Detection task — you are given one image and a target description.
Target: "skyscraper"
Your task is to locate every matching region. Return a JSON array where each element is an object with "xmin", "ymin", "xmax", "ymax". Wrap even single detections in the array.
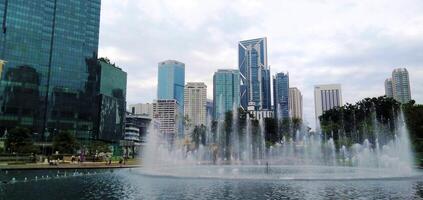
[
  {"xmin": 213, "ymin": 69, "xmax": 240, "ymax": 120},
  {"xmin": 391, "ymin": 68, "xmax": 411, "ymax": 103},
  {"xmin": 273, "ymin": 72, "xmax": 289, "ymax": 119},
  {"xmin": 384, "ymin": 78, "xmax": 393, "ymax": 98},
  {"xmin": 238, "ymin": 37, "xmax": 271, "ymax": 111},
  {"xmin": 157, "ymin": 60, "xmax": 185, "ymax": 137},
  {"xmin": 289, "ymin": 87, "xmax": 303, "ymax": 120},
  {"xmin": 184, "ymin": 82, "xmax": 207, "ymax": 126},
  {"xmin": 314, "ymin": 84, "xmax": 342, "ymax": 125},
  {"xmin": 0, "ymin": 0, "xmax": 101, "ymax": 140}
]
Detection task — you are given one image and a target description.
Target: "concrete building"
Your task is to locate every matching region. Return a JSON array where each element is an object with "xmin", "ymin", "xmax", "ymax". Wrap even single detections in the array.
[
  {"xmin": 392, "ymin": 68, "xmax": 411, "ymax": 103},
  {"xmin": 184, "ymin": 82, "xmax": 207, "ymax": 127},
  {"xmin": 384, "ymin": 78, "xmax": 393, "ymax": 98},
  {"xmin": 153, "ymin": 99, "xmax": 180, "ymax": 141},
  {"xmin": 213, "ymin": 69, "xmax": 240, "ymax": 120},
  {"xmin": 128, "ymin": 103, "xmax": 153, "ymax": 118},
  {"xmin": 289, "ymin": 87, "xmax": 303, "ymax": 120},
  {"xmin": 273, "ymin": 72, "xmax": 289, "ymax": 119},
  {"xmin": 314, "ymin": 84, "xmax": 342, "ymax": 124},
  {"xmin": 239, "ymin": 37, "xmax": 271, "ymax": 111}
]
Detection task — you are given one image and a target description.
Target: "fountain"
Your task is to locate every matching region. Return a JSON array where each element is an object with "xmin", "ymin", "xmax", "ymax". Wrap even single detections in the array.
[{"xmin": 140, "ymin": 108, "xmax": 420, "ymax": 180}]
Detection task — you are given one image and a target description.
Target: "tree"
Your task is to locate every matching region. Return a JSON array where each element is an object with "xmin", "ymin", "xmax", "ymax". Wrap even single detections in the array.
[
  {"xmin": 191, "ymin": 125, "xmax": 207, "ymax": 150},
  {"xmin": 88, "ymin": 141, "xmax": 111, "ymax": 155},
  {"xmin": 5, "ymin": 127, "xmax": 38, "ymax": 154},
  {"xmin": 52, "ymin": 130, "xmax": 77, "ymax": 154}
]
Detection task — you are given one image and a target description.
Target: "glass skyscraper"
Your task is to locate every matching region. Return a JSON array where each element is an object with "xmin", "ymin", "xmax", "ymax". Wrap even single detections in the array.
[
  {"xmin": 213, "ymin": 69, "xmax": 240, "ymax": 120},
  {"xmin": 157, "ymin": 60, "xmax": 185, "ymax": 137},
  {"xmin": 273, "ymin": 72, "xmax": 289, "ymax": 119},
  {"xmin": 238, "ymin": 37, "xmax": 271, "ymax": 111},
  {"xmin": 0, "ymin": 0, "xmax": 102, "ymax": 142}
]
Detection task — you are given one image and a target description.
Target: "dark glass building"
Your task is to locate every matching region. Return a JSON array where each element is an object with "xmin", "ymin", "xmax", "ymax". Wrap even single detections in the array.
[
  {"xmin": 273, "ymin": 72, "xmax": 289, "ymax": 119},
  {"xmin": 0, "ymin": 0, "xmax": 105, "ymax": 143},
  {"xmin": 238, "ymin": 37, "xmax": 271, "ymax": 111}
]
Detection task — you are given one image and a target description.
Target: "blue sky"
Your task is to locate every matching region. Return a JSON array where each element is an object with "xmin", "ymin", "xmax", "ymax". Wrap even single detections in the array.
[{"xmin": 98, "ymin": 0, "xmax": 423, "ymax": 128}]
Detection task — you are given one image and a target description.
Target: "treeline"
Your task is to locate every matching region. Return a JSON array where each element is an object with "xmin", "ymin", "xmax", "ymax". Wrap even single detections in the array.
[{"xmin": 319, "ymin": 96, "xmax": 423, "ymax": 153}]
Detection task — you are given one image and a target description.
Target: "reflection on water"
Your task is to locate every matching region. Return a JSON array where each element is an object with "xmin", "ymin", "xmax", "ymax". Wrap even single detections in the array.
[{"xmin": 1, "ymin": 169, "xmax": 423, "ymax": 200}]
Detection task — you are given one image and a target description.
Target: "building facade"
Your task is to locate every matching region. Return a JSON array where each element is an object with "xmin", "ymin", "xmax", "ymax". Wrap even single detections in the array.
[
  {"xmin": 184, "ymin": 82, "xmax": 207, "ymax": 127},
  {"xmin": 97, "ymin": 60, "xmax": 127, "ymax": 143},
  {"xmin": 206, "ymin": 99, "xmax": 213, "ymax": 120},
  {"xmin": 0, "ymin": 0, "xmax": 101, "ymax": 142},
  {"xmin": 128, "ymin": 103, "xmax": 153, "ymax": 118},
  {"xmin": 273, "ymin": 72, "xmax": 289, "ymax": 119},
  {"xmin": 213, "ymin": 69, "xmax": 240, "ymax": 120},
  {"xmin": 238, "ymin": 38, "xmax": 271, "ymax": 111},
  {"xmin": 153, "ymin": 99, "xmax": 180, "ymax": 142},
  {"xmin": 314, "ymin": 84, "xmax": 342, "ymax": 124},
  {"xmin": 289, "ymin": 87, "xmax": 303, "ymax": 120},
  {"xmin": 157, "ymin": 60, "xmax": 185, "ymax": 137},
  {"xmin": 391, "ymin": 68, "xmax": 411, "ymax": 103},
  {"xmin": 384, "ymin": 78, "xmax": 393, "ymax": 98}
]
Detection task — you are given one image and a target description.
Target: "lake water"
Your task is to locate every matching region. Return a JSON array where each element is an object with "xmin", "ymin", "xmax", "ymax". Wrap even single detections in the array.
[{"xmin": 1, "ymin": 168, "xmax": 423, "ymax": 199}]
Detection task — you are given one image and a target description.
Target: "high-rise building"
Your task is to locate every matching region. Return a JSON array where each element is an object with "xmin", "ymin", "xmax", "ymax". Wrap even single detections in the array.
[
  {"xmin": 238, "ymin": 37, "xmax": 271, "ymax": 111},
  {"xmin": 153, "ymin": 99, "xmax": 180, "ymax": 142},
  {"xmin": 391, "ymin": 68, "xmax": 411, "ymax": 103},
  {"xmin": 97, "ymin": 60, "xmax": 127, "ymax": 142},
  {"xmin": 213, "ymin": 69, "xmax": 240, "ymax": 120},
  {"xmin": 157, "ymin": 60, "xmax": 185, "ymax": 137},
  {"xmin": 0, "ymin": 0, "xmax": 102, "ymax": 141},
  {"xmin": 289, "ymin": 87, "xmax": 303, "ymax": 120},
  {"xmin": 384, "ymin": 78, "xmax": 393, "ymax": 98},
  {"xmin": 273, "ymin": 72, "xmax": 289, "ymax": 119},
  {"xmin": 184, "ymin": 82, "xmax": 207, "ymax": 127},
  {"xmin": 314, "ymin": 84, "xmax": 342, "ymax": 124},
  {"xmin": 128, "ymin": 103, "xmax": 153, "ymax": 118}
]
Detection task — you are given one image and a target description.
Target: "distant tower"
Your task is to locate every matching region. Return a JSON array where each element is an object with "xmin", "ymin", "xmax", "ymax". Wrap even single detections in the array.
[
  {"xmin": 314, "ymin": 84, "xmax": 342, "ymax": 125},
  {"xmin": 184, "ymin": 82, "xmax": 207, "ymax": 126},
  {"xmin": 384, "ymin": 78, "xmax": 393, "ymax": 98},
  {"xmin": 213, "ymin": 69, "xmax": 240, "ymax": 120},
  {"xmin": 238, "ymin": 37, "xmax": 271, "ymax": 111},
  {"xmin": 289, "ymin": 87, "xmax": 303, "ymax": 120},
  {"xmin": 157, "ymin": 60, "xmax": 185, "ymax": 137},
  {"xmin": 391, "ymin": 68, "xmax": 411, "ymax": 103},
  {"xmin": 273, "ymin": 72, "xmax": 289, "ymax": 119}
]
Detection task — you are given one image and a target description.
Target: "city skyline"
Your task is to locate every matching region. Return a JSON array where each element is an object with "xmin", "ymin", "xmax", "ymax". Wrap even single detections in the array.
[{"xmin": 99, "ymin": 0, "xmax": 423, "ymax": 129}]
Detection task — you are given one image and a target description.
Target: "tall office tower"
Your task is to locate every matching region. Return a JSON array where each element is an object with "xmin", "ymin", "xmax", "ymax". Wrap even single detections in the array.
[
  {"xmin": 184, "ymin": 82, "xmax": 207, "ymax": 126},
  {"xmin": 153, "ymin": 99, "xmax": 180, "ymax": 142},
  {"xmin": 157, "ymin": 60, "xmax": 185, "ymax": 137},
  {"xmin": 391, "ymin": 68, "xmax": 411, "ymax": 103},
  {"xmin": 0, "ymin": 0, "xmax": 102, "ymax": 140},
  {"xmin": 128, "ymin": 103, "xmax": 154, "ymax": 118},
  {"xmin": 384, "ymin": 78, "xmax": 393, "ymax": 98},
  {"xmin": 238, "ymin": 37, "xmax": 271, "ymax": 111},
  {"xmin": 314, "ymin": 84, "xmax": 343, "ymax": 124},
  {"xmin": 213, "ymin": 69, "xmax": 240, "ymax": 120},
  {"xmin": 289, "ymin": 87, "xmax": 303, "ymax": 120},
  {"xmin": 273, "ymin": 72, "xmax": 289, "ymax": 119}
]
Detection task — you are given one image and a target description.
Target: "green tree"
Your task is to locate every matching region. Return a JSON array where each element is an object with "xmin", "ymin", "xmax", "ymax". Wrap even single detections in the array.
[
  {"xmin": 88, "ymin": 141, "xmax": 111, "ymax": 155},
  {"xmin": 52, "ymin": 130, "xmax": 77, "ymax": 154},
  {"xmin": 5, "ymin": 127, "xmax": 38, "ymax": 153},
  {"xmin": 191, "ymin": 125, "xmax": 207, "ymax": 150}
]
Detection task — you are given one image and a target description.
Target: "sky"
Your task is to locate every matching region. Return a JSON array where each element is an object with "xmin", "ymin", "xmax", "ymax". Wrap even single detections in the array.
[{"xmin": 98, "ymin": 0, "xmax": 423, "ymax": 129}]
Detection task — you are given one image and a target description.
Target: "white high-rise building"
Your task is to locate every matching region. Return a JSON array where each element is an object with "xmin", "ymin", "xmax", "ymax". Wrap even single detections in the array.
[
  {"xmin": 384, "ymin": 78, "xmax": 393, "ymax": 98},
  {"xmin": 289, "ymin": 87, "xmax": 303, "ymax": 120},
  {"xmin": 314, "ymin": 84, "xmax": 342, "ymax": 124},
  {"xmin": 128, "ymin": 103, "xmax": 153, "ymax": 118},
  {"xmin": 392, "ymin": 68, "xmax": 411, "ymax": 103},
  {"xmin": 184, "ymin": 82, "xmax": 207, "ymax": 127},
  {"xmin": 153, "ymin": 99, "xmax": 180, "ymax": 139}
]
